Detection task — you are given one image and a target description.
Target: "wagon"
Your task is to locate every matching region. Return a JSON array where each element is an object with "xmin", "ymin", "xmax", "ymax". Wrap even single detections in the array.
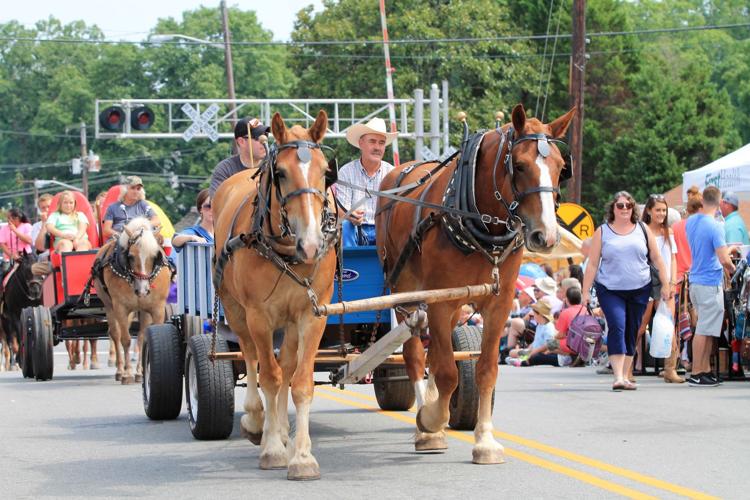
[
  {"xmin": 142, "ymin": 242, "xmax": 493, "ymax": 439},
  {"xmin": 21, "ymin": 188, "xmax": 170, "ymax": 381}
]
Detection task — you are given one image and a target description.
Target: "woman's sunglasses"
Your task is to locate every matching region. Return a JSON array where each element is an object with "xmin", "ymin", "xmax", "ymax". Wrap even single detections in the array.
[{"xmin": 615, "ymin": 202, "xmax": 633, "ymax": 210}]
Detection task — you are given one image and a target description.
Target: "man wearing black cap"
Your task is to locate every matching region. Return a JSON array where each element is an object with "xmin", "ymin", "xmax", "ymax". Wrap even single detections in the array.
[{"xmin": 209, "ymin": 117, "xmax": 270, "ymax": 197}]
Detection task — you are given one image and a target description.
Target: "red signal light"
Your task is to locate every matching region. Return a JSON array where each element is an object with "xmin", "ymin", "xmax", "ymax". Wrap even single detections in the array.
[{"xmin": 99, "ymin": 106, "xmax": 125, "ymax": 132}]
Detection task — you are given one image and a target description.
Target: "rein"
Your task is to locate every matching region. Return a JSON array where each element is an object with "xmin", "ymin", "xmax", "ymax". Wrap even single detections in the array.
[{"xmin": 213, "ymin": 139, "xmax": 338, "ymax": 303}]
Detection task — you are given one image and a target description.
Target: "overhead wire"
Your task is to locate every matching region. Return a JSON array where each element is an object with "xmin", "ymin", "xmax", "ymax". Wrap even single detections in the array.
[
  {"xmin": 534, "ymin": 0, "xmax": 557, "ymax": 118},
  {"xmin": 540, "ymin": 0, "xmax": 566, "ymax": 122}
]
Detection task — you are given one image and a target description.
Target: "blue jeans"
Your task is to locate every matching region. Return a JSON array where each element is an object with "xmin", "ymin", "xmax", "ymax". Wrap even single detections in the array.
[
  {"xmin": 594, "ymin": 282, "xmax": 651, "ymax": 356},
  {"xmin": 342, "ymin": 220, "xmax": 376, "ymax": 247}
]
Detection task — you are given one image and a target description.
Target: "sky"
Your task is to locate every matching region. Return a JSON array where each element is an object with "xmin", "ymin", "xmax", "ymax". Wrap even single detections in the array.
[{"xmin": 0, "ymin": 0, "xmax": 324, "ymax": 41}]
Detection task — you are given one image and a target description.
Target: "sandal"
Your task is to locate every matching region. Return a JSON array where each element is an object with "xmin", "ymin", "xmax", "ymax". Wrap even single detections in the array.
[
  {"xmin": 612, "ymin": 382, "xmax": 625, "ymax": 392},
  {"xmin": 623, "ymin": 381, "xmax": 637, "ymax": 390}
]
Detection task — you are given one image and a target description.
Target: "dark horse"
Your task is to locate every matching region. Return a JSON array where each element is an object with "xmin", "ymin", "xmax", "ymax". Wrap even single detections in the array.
[
  {"xmin": 376, "ymin": 104, "xmax": 575, "ymax": 463},
  {"xmin": 1, "ymin": 251, "xmax": 42, "ymax": 370}
]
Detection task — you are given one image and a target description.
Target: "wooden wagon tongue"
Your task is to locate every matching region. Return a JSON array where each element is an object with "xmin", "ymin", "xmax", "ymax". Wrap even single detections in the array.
[
  {"xmin": 212, "ymin": 283, "xmax": 493, "ymax": 384},
  {"xmin": 313, "ymin": 283, "xmax": 495, "ymax": 317}
]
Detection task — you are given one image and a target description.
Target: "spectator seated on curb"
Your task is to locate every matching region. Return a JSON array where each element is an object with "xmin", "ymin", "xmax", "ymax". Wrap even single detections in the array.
[
  {"xmin": 506, "ymin": 301, "xmax": 570, "ymax": 366},
  {"xmin": 502, "ymin": 286, "xmax": 536, "ymax": 357},
  {"xmin": 535, "ymin": 276, "xmax": 563, "ymax": 316},
  {"xmin": 555, "ymin": 286, "xmax": 586, "ymax": 366}
]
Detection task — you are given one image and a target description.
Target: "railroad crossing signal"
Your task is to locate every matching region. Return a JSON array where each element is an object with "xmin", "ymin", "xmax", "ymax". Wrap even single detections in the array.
[
  {"xmin": 556, "ymin": 202, "xmax": 595, "ymax": 239},
  {"xmin": 181, "ymin": 103, "xmax": 220, "ymax": 142}
]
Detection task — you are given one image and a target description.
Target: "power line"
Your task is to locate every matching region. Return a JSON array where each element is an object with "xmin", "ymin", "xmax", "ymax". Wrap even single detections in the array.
[{"xmin": 0, "ymin": 22, "xmax": 748, "ymax": 47}]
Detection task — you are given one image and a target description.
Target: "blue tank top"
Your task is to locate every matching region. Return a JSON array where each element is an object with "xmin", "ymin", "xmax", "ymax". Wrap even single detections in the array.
[{"xmin": 595, "ymin": 223, "xmax": 650, "ymax": 290}]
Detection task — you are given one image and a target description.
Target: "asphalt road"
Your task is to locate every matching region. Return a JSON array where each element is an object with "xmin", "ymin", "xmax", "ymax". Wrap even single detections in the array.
[{"xmin": 0, "ymin": 344, "xmax": 746, "ymax": 499}]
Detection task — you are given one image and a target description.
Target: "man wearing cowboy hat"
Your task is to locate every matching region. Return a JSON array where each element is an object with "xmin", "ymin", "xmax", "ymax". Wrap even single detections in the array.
[
  {"xmin": 102, "ymin": 176, "xmax": 161, "ymax": 240},
  {"xmin": 209, "ymin": 117, "xmax": 270, "ymax": 198},
  {"xmin": 336, "ymin": 117, "xmax": 398, "ymax": 247}
]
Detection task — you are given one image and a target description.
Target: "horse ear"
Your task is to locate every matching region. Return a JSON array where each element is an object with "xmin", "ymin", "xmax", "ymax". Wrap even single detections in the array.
[
  {"xmin": 271, "ymin": 112, "xmax": 287, "ymax": 145},
  {"xmin": 309, "ymin": 109, "xmax": 328, "ymax": 144},
  {"xmin": 511, "ymin": 104, "xmax": 526, "ymax": 137},
  {"xmin": 548, "ymin": 107, "xmax": 576, "ymax": 139}
]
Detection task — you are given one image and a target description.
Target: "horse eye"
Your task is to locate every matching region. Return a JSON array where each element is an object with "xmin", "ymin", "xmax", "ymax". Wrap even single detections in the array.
[
  {"xmin": 276, "ymin": 170, "xmax": 286, "ymax": 180},
  {"xmin": 515, "ymin": 163, "xmax": 526, "ymax": 173}
]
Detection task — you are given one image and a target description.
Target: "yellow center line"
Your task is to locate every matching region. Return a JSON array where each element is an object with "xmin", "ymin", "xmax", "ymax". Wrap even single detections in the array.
[
  {"xmin": 317, "ymin": 386, "xmax": 717, "ymax": 500},
  {"xmin": 316, "ymin": 389, "xmax": 654, "ymax": 500}
]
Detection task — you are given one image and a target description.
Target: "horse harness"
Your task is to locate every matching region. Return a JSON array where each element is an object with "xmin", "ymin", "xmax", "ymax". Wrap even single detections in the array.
[
  {"xmin": 381, "ymin": 127, "xmax": 572, "ymax": 289},
  {"xmin": 212, "ymin": 140, "xmax": 339, "ymax": 310},
  {"xmin": 84, "ymin": 229, "xmax": 175, "ymax": 305}
]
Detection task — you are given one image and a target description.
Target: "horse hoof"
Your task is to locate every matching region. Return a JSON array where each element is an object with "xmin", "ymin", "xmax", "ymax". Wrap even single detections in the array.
[
  {"xmin": 259, "ymin": 452, "xmax": 288, "ymax": 470},
  {"xmin": 415, "ymin": 407, "xmax": 441, "ymax": 433},
  {"xmin": 415, "ymin": 433, "xmax": 448, "ymax": 453},
  {"xmin": 472, "ymin": 444, "xmax": 506, "ymax": 465},
  {"xmin": 287, "ymin": 461, "xmax": 320, "ymax": 481},
  {"xmin": 134, "ymin": 374, "xmax": 143, "ymax": 383},
  {"xmin": 240, "ymin": 426, "xmax": 263, "ymax": 445},
  {"xmin": 121, "ymin": 376, "xmax": 135, "ymax": 385},
  {"xmin": 115, "ymin": 373, "xmax": 122, "ymax": 381}
]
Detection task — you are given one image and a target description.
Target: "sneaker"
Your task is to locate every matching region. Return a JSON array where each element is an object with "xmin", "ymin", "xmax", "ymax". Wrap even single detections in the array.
[
  {"xmin": 687, "ymin": 373, "xmax": 719, "ymax": 387},
  {"xmin": 506, "ymin": 357, "xmax": 523, "ymax": 367},
  {"xmin": 596, "ymin": 365, "xmax": 613, "ymax": 375},
  {"xmin": 558, "ymin": 354, "xmax": 573, "ymax": 367},
  {"xmin": 705, "ymin": 373, "xmax": 723, "ymax": 385}
]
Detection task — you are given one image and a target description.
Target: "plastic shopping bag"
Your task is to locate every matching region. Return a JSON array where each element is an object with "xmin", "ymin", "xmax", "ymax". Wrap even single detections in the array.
[{"xmin": 649, "ymin": 301, "xmax": 674, "ymax": 358}]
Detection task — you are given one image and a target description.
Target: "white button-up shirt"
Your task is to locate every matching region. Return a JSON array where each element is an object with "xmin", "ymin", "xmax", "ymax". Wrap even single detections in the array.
[{"xmin": 335, "ymin": 159, "xmax": 394, "ymax": 225}]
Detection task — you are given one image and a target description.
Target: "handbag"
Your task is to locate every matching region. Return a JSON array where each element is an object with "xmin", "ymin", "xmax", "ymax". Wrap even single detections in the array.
[
  {"xmin": 638, "ymin": 222, "xmax": 661, "ymax": 296},
  {"xmin": 677, "ymin": 279, "xmax": 693, "ymax": 341},
  {"xmin": 566, "ymin": 305, "xmax": 604, "ymax": 362}
]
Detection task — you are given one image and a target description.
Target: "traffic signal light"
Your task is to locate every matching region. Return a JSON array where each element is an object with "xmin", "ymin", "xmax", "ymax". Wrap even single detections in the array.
[
  {"xmin": 131, "ymin": 106, "xmax": 155, "ymax": 130},
  {"xmin": 98, "ymin": 105, "xmax": 154, "ymax": 132},
  {"xmin": 99, "ymin": 106, "xmax": 124, "ymax": 131}
]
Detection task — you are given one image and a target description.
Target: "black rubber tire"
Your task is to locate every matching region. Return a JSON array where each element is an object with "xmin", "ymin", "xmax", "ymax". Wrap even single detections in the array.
[
  {"xmin": 449, "ymin": 325, "xmax": 494, "ymax": 430},
  {"xmin": 373, "ymin": 366, "xmax": 416, "ymax": 411},
  {"xmin": 185, "ymin": 334, "xmax": 235, "ymax": 440},
  {"xmin": 142, "ymin": 323, "xmax": 183, "ymax": 420},
  {"xmin": 31, "ymin": 307, "xmax": 54, "ymax": 381},
  {"xmin": 20, "ymin": 307, "xmax": 35, "ymax": 379}
]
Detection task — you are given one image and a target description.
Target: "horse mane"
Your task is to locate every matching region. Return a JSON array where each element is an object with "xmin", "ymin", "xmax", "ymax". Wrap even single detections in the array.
[{"xmin": 118, "ymin": 217, "xmax": 160, "ymax": 256}]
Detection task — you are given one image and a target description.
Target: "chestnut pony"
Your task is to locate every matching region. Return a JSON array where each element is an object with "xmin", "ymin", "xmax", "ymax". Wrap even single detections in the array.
[
  {"xmin": 212, "ymin": 110, "xmax": 336, "ymax": 480},
  {"xmin": 376, "ymin": 104, "xmax": 575, "ymax": 463},
  {"xmin": 93, "ymin": 217, "xmax": 172, "ymax": 384}
]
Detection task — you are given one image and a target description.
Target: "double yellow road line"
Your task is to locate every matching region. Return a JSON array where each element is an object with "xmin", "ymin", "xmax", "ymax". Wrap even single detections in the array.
[{"xmin": 316, "ymin": 386, "xmax": 717, "ymax": 500}]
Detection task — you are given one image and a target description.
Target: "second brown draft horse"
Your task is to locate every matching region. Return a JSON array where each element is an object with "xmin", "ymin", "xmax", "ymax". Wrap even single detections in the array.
[{"xmin": 376, "ymin": 104, "xmax": 575, "ymax": 464}]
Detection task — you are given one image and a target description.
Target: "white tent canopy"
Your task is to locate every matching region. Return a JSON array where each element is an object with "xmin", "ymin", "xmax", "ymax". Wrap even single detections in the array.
[{"xmin": 682, "ymin": 143, "xmax": 750, "ymax": 201}]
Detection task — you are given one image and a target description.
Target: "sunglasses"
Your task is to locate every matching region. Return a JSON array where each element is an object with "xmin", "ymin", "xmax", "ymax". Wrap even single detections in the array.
[
  {"xmin": 201, "ymin": 203, "xmax": 212, "ymax": 209},
  {"xmin": 615, "ymin": 202, "xmax": 633, "ymax": 210},
  {"xmin": 649, "ymin": 194, "xmax": 666, "ymax": 201}
]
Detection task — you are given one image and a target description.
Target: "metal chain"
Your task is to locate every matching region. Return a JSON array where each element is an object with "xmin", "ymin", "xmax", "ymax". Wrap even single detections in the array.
[{"xmin": 209, "ymin": 291, "xmax": 219, "ymax": 364}]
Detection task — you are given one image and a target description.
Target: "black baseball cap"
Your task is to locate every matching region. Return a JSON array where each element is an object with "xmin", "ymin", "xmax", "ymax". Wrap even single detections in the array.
[{"xmin": 234, "ymin": 117, "xmax": 270, "ymax": 140}]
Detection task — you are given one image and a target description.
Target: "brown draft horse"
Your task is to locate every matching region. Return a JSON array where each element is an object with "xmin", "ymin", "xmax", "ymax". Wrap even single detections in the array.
[
  {"xmin": 213, "ymin": 110, "xmax": 335, "ymax": 480},
  {"xmin": 376, "ymin": 104, "xmax": 575, "ymax": 463},
  {"xmin": 93, "ymin": 217, "xmax": 172, "ymax": 384}
]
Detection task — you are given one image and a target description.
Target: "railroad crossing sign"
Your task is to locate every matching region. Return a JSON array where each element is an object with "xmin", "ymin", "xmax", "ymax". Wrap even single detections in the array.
[
  {"xmin": 181, "ymin": 103, "xmax": 220, "ymax": 142},
  {"xmin": 557, "ymin": 202, "xmax": 595, "ymax": 239}
]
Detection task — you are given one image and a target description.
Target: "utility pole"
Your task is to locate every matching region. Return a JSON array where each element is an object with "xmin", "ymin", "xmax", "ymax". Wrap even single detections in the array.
[
  {"xmin": 378, "ymin": 0, "xmax": 400, "ymax": 167},
  {"xmin": 569, "ymin": 0, "xmax": 586, "ymax": 204},
  {"xmin": 220, "ymin": 1, "xmax": 237, "ymax": 125},
  {"xmin": 80, "ymin": 122, "xmax": 89, "ymax": 199}
]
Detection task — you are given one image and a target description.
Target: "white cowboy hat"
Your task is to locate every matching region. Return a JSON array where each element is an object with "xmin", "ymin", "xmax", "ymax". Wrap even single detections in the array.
[
  {"xmin": 345, "ymin": 117, "xmax": 398, "ymax": 148},
  {"xmin": 534, "ymin": 276, "xmax": 558, "ymax": 296}
]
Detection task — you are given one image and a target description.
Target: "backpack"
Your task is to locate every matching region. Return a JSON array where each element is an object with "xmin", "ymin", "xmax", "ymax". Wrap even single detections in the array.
[{"xmin": 567, "ymin": 305, "xmax": 604, "ymax": 362}]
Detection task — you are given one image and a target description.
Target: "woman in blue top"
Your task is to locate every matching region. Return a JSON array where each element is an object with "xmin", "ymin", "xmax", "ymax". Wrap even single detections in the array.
[
  {"xmin": 173, "ymin": 189, "xmax": 214, "ymax": 252},
  {"xmin": 582, "ymin": 191, "xmax": 670, "ymax": 391}
]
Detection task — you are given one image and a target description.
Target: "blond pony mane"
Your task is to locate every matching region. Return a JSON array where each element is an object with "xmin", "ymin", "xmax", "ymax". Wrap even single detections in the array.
[{"xmin": 118, "ymin": 217, "xmax": 160, "ymax": 256}]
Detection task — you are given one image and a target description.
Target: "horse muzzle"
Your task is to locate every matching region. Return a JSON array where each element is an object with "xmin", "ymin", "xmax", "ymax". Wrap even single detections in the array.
[{"xmin": 525, "ymin": 226, "xmax": 560, "ymax": 253}]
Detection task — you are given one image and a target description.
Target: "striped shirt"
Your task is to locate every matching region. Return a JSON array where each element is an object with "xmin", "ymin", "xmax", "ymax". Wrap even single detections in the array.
[{"xmin": 335, "ymin": 159, "xmax": 394, "ymax": 225}]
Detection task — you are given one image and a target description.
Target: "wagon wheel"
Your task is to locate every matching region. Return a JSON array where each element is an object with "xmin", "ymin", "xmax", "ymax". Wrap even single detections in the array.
[
  {"xmin": 31, "ymin": 306, "xmax": 54, "ymax": 381},
  {"xmin": 185, "ymin": 333, "xmax": 235, "ymax": 440},
  {"xmin": 142, "ymin": 323, "xmax": 183, "ymax": 420},
  {"xmin": 20, "ymin": 307, "xmax": 35, "ymax": 379},
  {"xmin": 373, "ymin": 366, "xmax": 416, "ymax": 411},
  {"xmin": 449, "ymin": 325, "xmax": 494, "ymax": 430}
]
